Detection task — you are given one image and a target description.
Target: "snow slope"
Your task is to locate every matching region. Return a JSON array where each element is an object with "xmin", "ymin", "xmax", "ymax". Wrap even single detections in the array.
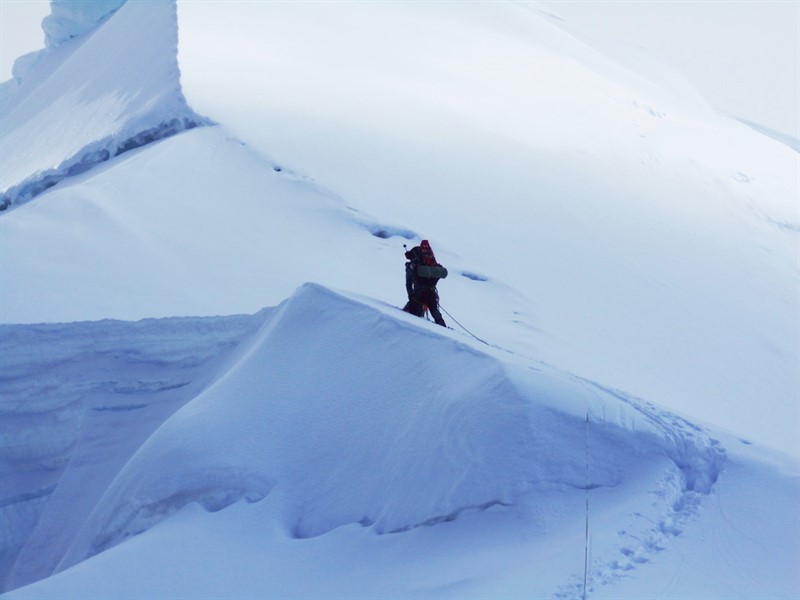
[
  {"xmin": 0, "ymin": 124, "xmax": 454, "ymax": 323},
  {"xmin": 0, "ymin": 0, "xmax": 798, "ymax": 597},
  {"xmin": 3, "ymin": 0, "xmax": 796, "ymax": 454},
  {"xmin": 2, "ymin": 284, "xmax": 797, "ymax": 598},
  {"xmin": 0, "ymin": 0, "xmax": 206, "ymax": 209},
  {"xmin": 177, "ymin": 0, "xmax": 798, "ymax": 458}
]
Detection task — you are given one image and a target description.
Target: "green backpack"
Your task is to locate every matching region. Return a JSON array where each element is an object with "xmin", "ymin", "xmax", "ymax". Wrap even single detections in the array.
[{"xmin": 416, "ymin": 264, "xmax": 448, "ymax": 280}]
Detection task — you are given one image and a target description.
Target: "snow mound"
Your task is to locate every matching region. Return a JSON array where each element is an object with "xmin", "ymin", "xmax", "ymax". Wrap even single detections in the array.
[
  {"xmin": 56, "ymin": 284, "xmax": 725, "ymax": 574},
  {"xmin": 0, "ymin": 0, "xmax": 207, "ymax": 210}
]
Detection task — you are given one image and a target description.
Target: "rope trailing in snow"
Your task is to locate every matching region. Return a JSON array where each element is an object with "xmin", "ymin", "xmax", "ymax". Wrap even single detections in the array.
[
  {"xmin": 438, "ymin": 304, "xmax": 490, "ymax": 346},
  {"xmin": 583, "ymin": 411, "xmax": 591, "ymax": 600}
]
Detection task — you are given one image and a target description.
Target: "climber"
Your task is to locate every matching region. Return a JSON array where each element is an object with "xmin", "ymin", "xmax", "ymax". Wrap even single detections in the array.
[{"xmin": 402, "ymin": 240, "xmax": 448, "ymax": 327}]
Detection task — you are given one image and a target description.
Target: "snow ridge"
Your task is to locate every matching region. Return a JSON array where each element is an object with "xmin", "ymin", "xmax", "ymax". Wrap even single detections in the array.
[
  {"xmin": 0, "ymin": 117, "xmax": 205, "ymax": 210},
  {"xmin": 733, "ymin": 116, "xmax": 800, "ymax": 153},
  {"xmin": 47, "ymin": 285, "xmax": 725, "ymax": 589},
  {"xmin": 0, "ymin": 0, "xmax": 209, "ymax": 211}
]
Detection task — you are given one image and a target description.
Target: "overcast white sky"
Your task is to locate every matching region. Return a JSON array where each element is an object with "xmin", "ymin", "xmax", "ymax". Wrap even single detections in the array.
[
  {"xmin": 540, "ymin": 0, "xmax": 799, "ymax": 138},
  {"xmin": 1, "ymin": 0, "xmax": 798, "ymax": 137},
  {"xmin": 0, "ymin": 0, "xmax": 48, "ymax": 78}
]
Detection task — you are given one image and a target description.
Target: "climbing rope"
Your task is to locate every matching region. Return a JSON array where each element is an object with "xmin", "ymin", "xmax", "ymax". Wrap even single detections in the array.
[
  {"xmin": 438, "ymin": 304, "xmax": 490, "ymax": 346},
  {"xmin": 583, "ymin": 411, "xmax": 591, "ymax": 600}
]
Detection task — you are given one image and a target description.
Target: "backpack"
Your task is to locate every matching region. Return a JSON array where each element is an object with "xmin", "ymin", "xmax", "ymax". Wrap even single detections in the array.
[
  {"xmin": 416, "ymin": 240, "xmax": 447, "ymax": 280},
  {"xmin": 417, "ymin": 264, "xmax": 448, "ymax": 279},
  {"xmin": 419, "ymin": 240, "xmax": 438, "ymax": 266}
]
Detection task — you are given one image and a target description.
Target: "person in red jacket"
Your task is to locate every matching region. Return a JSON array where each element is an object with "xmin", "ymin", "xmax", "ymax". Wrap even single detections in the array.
[{"xmin": 402, "ymin": 240, "xmax": 447, "ymax": 327}]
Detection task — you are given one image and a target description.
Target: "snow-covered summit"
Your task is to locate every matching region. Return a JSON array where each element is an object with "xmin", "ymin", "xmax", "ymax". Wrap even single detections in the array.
[{"xmin": 0, "ymin": 0, "xmax": 206, "ymax": 210}]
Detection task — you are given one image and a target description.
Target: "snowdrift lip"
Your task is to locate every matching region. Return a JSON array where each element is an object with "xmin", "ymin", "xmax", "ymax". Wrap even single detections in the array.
[
  {"xmin": 0, "ymin": 118, "xmax": 209, "ymax": 212},
  {"xmin": 84, "ymin": 475, "xmax": 274, "ymax": 561},
  {"xmin": 50, "ymin": 283, "xmax": 725, "ymax": 573}
]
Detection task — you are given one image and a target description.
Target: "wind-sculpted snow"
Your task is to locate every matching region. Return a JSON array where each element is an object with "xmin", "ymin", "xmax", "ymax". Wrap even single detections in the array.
[
  {"xmin": 42, "ymin": 1, "xmax": 127, "ymax": 49},
  {"xmin": 2, "ymin": 1, "xmax": 124, "ymax": 95},
  {"xmin": 0, "ymin": 313, "xmax": 267, "ymax": 592},
  {"xmin": 0, "ymin": 0, "xmax": 207, "ymax": 210},
  {"xmin": 52, "ymin": 284, "xmax": 725, "ymax": 582},
  {"xmin": 0, "ymin": 0, "xmax": 794, "ymax": 595}
]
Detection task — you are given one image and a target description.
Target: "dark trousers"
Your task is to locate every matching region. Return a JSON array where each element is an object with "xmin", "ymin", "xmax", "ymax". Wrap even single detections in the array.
[{"xmin": 403, "ymin": 286, "xmax": 446, "ymax": 327}]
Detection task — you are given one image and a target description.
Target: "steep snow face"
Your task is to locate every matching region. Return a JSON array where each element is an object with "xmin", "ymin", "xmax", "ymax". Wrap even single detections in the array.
[
  {"xmin": 0, "ymin": 312, "xmax": 267, "ymax": 591},
  {"xmin": 0, "ymin": 0, "xmax": 205, "ymax": 210}
]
